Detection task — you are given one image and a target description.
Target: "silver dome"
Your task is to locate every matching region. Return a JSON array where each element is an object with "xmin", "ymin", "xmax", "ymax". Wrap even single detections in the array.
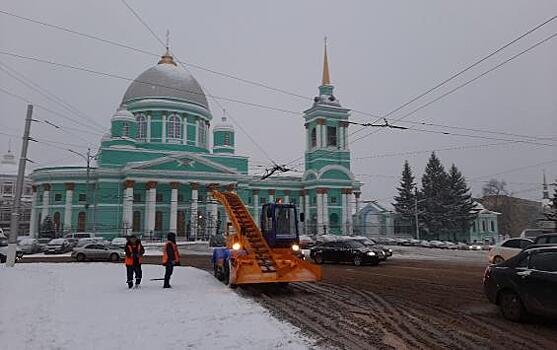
[{"xmin": 122, "ymin": 62, "xmax": 209, "ymax": 109}]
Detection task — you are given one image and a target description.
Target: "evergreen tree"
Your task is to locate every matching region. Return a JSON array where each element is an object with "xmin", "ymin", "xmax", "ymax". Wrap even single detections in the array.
[
  {"xmin": 392, "ymin": 160, "xmax": 417, "ymax": 236},
  {"xmin": 446, "ymin": 164, "xmax": 478, "ymax": 241},
  {"xmin": 419, "ymin": 152, "xmax": 449, "ymax": 239}
]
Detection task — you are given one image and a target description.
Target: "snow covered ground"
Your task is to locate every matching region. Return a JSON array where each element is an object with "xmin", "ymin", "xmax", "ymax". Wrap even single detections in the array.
[
  {"xmin": 0, "ymin": 264, "xmax": 313, "ymax": 349},
  {"xmin": 390, "ymin": 245, "xmax": 488, "ymax": 263}
]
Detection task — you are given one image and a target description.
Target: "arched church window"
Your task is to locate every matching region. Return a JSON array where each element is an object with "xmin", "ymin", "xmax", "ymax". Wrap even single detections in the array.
[
  {"xmin": 311, "ymin": 128, "xmax": 317, "ymax": 147},
  {"xmin": 167, "ymin": 114, "xmax": 182, "ymax": 141},
  {"xmin": 136, "ymin": 114, "xmax": 147, "ymax": 140},
  {"xmin": 122, "ymin": 122, "xmax": 130, "ymax": 137}
]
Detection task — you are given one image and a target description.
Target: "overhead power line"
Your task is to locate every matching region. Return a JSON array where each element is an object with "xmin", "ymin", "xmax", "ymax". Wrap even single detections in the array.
[{"xmin": 351, "ymin": 30, "xmax": 557, "ymax": 146}]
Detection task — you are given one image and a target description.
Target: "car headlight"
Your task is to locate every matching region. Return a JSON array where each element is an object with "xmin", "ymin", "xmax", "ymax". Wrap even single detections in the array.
[
  {"xmin": 469, "ymin": 246, "xmax": 473, "ymax": 249},
  {"xmin": 387, "ymin": 249, "xmax": 392, "ymax": 253},
  {"xmin": 367, "ymin": 251, "xmax": 376, "ymax": 256},
  {"xmin": 291, "ymin": 244, "xmax": 300, "ymax": 252},
  {"xmin": 232, "ymin": 242, "xmax": 241, "ymax": 250}
]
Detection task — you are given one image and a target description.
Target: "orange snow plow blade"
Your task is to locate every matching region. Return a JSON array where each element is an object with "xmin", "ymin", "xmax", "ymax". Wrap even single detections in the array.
[{"xmin": 212, "ymin": 191, "xmax": 321, "ymax": 285}]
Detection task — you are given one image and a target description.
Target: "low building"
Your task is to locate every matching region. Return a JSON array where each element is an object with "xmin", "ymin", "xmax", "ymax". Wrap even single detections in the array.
[
  {"xmin": 0, "ymin": 148, "xmax": 33, "ymax": 234},
  {"xmin": 466, "ymin": 202, "xmax": 500, "ymax": 244}
]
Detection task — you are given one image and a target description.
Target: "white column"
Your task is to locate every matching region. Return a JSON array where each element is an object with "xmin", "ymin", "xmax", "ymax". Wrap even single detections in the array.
[
  {"xmin": 145, "ymin": 182, "xmax": 156, "ymax": 236},
  {"xmin": 41, "ymin": 185, "xmax": 50, "ymax": 222},
  {"xmin": 169, "ymin": 184, "xmax": 178, "ymax": 233},
  {"xmin": 182, "ymin": 117, "xmax": 187, "ymax": 144},
  {"xmin": 339, "ymin": 126, "xmax": 345, "ymax": 149},
  {"xmin": 29, "ymin": 187, "xmax": 38, "ymax": 237},
  {"xmin": 209, "ymin": 200, "xmax": 218, "ymax": 236},
  {"xmin": 122, "ymin": 184, "xmax": 133, "ymax": 234},
  {"xmin": 346, "ymin": 192, "xmax": 353, "ymax": 235},
  {"xmin": 161, "ymin": 115, "xmax": 167, "ymax": 143},
  {"xmin": 253, "ymin": 191, "xmax": 259, "ymax": 228},
  {"xmin": 63, "ymin": 184, "xmax": 74, "ymax": 231},
  {"xmin": 323, "ymin": 191, "xmax": 329, "ymax": 234},
  {"xmin": 147, "ymin": 115, "xmax": 152, "ymax": 142},
  {"xmin": 341, "ymin": 192, "xmax": 348, "ymax": 235},
  {"xmin": 316, "ymin": 191, "xmax": 323, "ymax": 235},
  {"xmin": 298, "ymin": 193, "xmax": 304, "ymax": 234},
  {"xmin": 190, "ymin": 183, "xmax": 198, "ymax": 240},
  {"xmin": 196, "ymin": 120, "xmax": 201, "ymax": 147},
  {"xmin": 316, "ymin": 124, "xmax": 322, "ymax": 149},
  {"xmin": 322, "ymin": 123, "xmax": 327, "ymax": 148},
  {"xmin": 304, "ymin": 192, "xmax": 310, "ymax": 234},
  {"xmin": 284, "ymin": 193, "xmax": 290, "ymax": 204},
  {"xmin": 354, "ymin": 192, "xmax": 361, "ymax": 235}
]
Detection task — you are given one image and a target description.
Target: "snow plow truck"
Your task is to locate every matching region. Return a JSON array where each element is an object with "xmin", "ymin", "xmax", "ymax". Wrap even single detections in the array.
[{"xmin": 211, "ymin": 191, "xmax": 321, "ymax": 287}]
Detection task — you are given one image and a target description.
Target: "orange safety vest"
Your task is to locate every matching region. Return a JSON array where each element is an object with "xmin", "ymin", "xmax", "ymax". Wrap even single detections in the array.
[
  {"xmin": 162, "ymin": 241, "xmax": 180, "ymax": 265},
  {"xmin": 124, "ymin": 243, "xmax": 143, "ymax": 266}
]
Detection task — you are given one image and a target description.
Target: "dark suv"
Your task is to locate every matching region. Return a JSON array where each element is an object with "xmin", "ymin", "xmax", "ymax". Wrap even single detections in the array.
[
  {"xmin": 483, "ymin": 246, "xmax": 557, "ymax": 321},
  {"xmin": 532, "ymin": 233, "xmax": 557, "ymax": 245}
]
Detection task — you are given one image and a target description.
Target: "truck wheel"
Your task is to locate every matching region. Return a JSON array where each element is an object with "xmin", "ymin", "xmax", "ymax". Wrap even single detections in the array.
[{"xmin": 499, "ymin": 290, "xmax": 525, "ymax": 322}]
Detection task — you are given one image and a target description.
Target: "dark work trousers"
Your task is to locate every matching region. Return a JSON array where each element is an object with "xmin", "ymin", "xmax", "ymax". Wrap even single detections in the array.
[
  {"xmin": 164, "ymin": 263, "xmax": 174, "ymax": 287},
  {"xmin": 127, "ymin": 264, "xmax": 143, "ymax": 285}
]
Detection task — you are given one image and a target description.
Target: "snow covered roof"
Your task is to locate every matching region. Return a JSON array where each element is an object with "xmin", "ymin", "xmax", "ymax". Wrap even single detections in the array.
[{"xmin": 473, "ymin": 201, "xmax": 501, "ymax": 215}]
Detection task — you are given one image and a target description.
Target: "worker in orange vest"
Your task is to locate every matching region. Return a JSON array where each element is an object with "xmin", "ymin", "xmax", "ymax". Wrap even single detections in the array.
[
  {"xmin": 162, "ymin": 232, "xmax": 180, "ymax": 288},
  {"xmin": 124, "ymin": 235, "xmax": 145, "ymax": 289}
]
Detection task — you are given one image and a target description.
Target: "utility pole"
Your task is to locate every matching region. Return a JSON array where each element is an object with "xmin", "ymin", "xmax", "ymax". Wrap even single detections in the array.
[
  {"xmin": 414, "ymin": 188, "xmax": 420, "ymax": 240},
  {"xmin": 6, "ymin": 105, "xmax": 33, "ymax": 267}
]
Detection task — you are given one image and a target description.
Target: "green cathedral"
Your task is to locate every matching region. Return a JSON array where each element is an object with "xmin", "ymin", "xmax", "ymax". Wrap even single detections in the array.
[{"xmin": 30, "ymin": 45, "xmax": 362, "ymax": 239}]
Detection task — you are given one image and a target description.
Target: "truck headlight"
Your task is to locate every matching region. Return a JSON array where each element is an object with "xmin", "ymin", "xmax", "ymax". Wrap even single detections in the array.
[
  {"xmin": 367, "ymin": 251, "xmax": 376, "ymax": 256},
  {"xmin": 291, "ymin": 244, "xmax": 300, "ymax": 252},
  {"xmin": 232, "ymin": 242, "xmax": 241, "ymax": 250}
]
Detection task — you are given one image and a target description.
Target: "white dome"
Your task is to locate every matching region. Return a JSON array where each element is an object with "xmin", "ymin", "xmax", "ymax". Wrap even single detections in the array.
[{"xmin": 122, "ymin": 56, "xmax": 209, "ymax": 110}]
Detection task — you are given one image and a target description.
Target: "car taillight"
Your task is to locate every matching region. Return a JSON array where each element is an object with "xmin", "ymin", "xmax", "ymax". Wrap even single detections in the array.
[{"xmin": 483, "ymin": 266, "xmax": 492, "ymax": 284}]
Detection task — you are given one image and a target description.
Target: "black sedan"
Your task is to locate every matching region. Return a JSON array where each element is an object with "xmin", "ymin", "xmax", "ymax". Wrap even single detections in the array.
[
  {"xmin": 310, "ymin": 240, "xmax": 385, "ymax": 266},
  {"xmin": 483, "ymin": 246, "xmax": 557, "ymax": 321},
  {"xmin": 354, "ymin": 238, "xmax": 393, "ymax": 260}
]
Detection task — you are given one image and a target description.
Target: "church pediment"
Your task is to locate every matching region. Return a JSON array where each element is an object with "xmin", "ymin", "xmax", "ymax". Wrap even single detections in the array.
[{"xmin": 123, "ymin": 153, "xmax": 240, "ymax": 174}]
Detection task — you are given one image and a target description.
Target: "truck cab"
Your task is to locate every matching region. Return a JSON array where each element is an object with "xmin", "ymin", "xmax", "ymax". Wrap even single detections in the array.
[{"xmin": 260, "ymin": 203, "xmax": 300, "ymax": 248}]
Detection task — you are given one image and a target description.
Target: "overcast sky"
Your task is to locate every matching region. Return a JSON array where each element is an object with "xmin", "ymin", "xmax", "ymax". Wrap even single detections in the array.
[{"xmin": 1, "ymin": 0, "xmax": 556, "ymax": 205}]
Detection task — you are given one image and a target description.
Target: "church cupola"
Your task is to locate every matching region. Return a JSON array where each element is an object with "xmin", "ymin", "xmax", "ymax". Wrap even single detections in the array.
[
  {"xmin": 212, "ymin": 115, "xmax": 235, "ymax": 154},
  {"xmin": 110, "ymin": 105, "xmax": 136, "ymax": 144}
]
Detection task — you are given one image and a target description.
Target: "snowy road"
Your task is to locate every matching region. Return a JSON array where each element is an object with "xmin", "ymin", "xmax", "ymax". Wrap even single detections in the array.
[{"xmin": 0, "ymin": 264, "xmax": 312, "ymax": 350}]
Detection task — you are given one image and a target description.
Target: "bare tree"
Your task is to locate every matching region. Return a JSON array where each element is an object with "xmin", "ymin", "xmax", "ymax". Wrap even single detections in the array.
[{"xmin": 482, "ymin": 179, "xmax": 508, "ymax": 196}]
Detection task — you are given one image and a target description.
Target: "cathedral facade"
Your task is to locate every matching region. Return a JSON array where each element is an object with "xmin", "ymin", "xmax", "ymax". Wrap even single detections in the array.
[{"xmin": 30, "ymin": 47, "xmax": 362, "ymax": 239}]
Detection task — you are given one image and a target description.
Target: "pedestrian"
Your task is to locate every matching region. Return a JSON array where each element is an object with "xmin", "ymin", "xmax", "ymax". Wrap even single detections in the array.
[
  {"xmin": 162, "ymin": 232, "xmax": 180, "ymax": 288},
  {"xmin": 124, "ymin": 235, "xmax": 145, "ymax": 289}
]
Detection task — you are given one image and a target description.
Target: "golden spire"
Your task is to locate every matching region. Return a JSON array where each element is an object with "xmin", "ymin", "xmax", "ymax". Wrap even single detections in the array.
[
  {"xmin": 321, "ymin": 36, "xmax": 331, "ymax": 86},
  {"xmin": 158, "ymin": 30, "xmax": 177, "ymax": 66}
]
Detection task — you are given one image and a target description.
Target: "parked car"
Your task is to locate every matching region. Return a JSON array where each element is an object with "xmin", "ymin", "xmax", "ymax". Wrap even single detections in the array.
[
  {"xmin": 353, "ymin": 238, "xmax": 393, "ymax": 260},
  {"xmin": 64, "ymin": 232, "xmax": 96, "ymax": 240},
  {"xmin": 520, "ymin": 229, "xmax": 552, "ymax": 240},
  {"xmin": 72, "ymin": 243, "xmax": 125, "ymax": 262},
  {"xmin": 483, "ymin": 246, "xmax": 557, "ymax": 321},
  {"xmin": 469, "ymin": 243, "xmax": 484, "ymax": 251},
  {"xmin": 488, "ymin": 238, "xmax": 533, "ymax": 264},
  {"xmin": 0, "ymin": 237, "xmax": 24, "ymax": 262},
  {"xmin": 37, "ymin": 238, "xmax": 52, "ymax": 252},
  {"xmin": 18, "ymin": 238, "xmax": 42, "ymax": 255},
  {"xmin": 429, "ymin": 240, "xmax": 447, "ymax": 249},
  {"xmin": 445, "ymin": 241, "xmax": 458, "ymax": 250},
  {"xmin": 44, "ymin": 239, "xmax": 72, "ymax": 254},
  {"xmin": 76, "ymin": 237, "xmax": 107, "ymax": 247},
  {"xmin": 110, "ymin": 237, "xmax": 128, "ymax": 249},
  {"xmin": 310, "ymin": 240, "xmax": 385, "ymax": 266},
  {"xmin": 408, "ymin": 239, "xmax": 421, "ymax": 246},
  {"xmin": 455, "ymin": 242, "xmax": 469, "ymax": 250},
  {"xmin": 532, "ymin": 233, "xmax": 557, "ymax": 245},
  {"xmin": 419, "ymin": 240, "xmax": 431, "ymax": 248}
]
